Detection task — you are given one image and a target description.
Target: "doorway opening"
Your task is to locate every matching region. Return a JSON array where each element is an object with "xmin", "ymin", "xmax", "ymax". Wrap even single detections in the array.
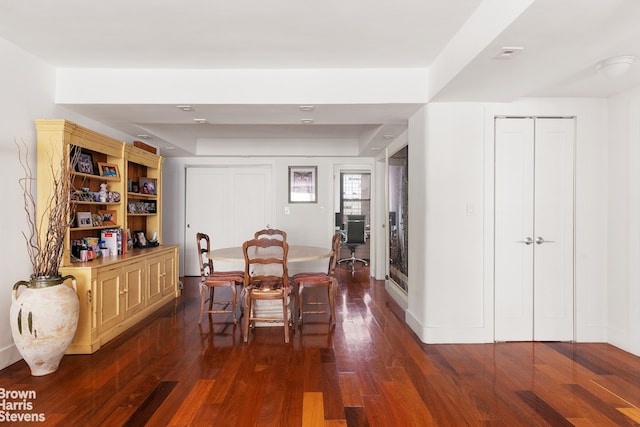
[{"xmin": 338, "ymin": 172, "xmax": 371, "ymax": 262}]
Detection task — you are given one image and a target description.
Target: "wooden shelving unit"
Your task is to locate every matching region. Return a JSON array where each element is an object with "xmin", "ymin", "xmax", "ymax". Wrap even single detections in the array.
[{"xmin": 35, "ymin": 119, "xmax": 179, "ymax": 354}]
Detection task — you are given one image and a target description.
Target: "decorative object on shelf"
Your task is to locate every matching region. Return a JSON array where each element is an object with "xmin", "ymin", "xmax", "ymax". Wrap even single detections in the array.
[
  {"xmin": 97, "ymin": 162, "xmax": 119, "ymax": 178},
  {"xmin": 76, "ymin": 212, "xmax": 92, "ymax": 228},
  {"xmin": 145, "ymin": 201, "xmax": 157, "ymax": 213},
  {"xmin": 134, "ymin": 230, "xmax": 148, "ymax": 248},
  {"xmin": 98, "ymin": 183, "xmax": 108, "ymax": 202},
  {"xmin": 99, "ymin": 209, "xmax": 117, "ymax": 226},
  {"xmin": 107, "ymin": 191, "xmax": 121, "ymax": 203},
  {"xmin": 74, "ymin": 151, "xmax": 94, "ymax": 175},
  {"xmin": 139, "ymin": 177, "xmax": 156, "ymax": 195},
  {"xmin": 11, "ymin": 140, "xmax": 80, "ymax": 376},
  {"xmin": 91, "ymin": 213, "xmax": 103, "ymax": 227}
]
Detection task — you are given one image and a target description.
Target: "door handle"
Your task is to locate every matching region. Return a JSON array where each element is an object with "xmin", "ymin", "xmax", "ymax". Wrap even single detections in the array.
[
  {"xmin": 517, "ymin": 237, "xmax": 534, "ymax": 245},
  {"xmin": 535, "ymin": 236, "xmax": 555, "ymax": 245}
]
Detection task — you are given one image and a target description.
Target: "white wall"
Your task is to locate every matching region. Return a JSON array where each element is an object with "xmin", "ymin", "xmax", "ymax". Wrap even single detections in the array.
[
  {"xmin": 163, "ymin": 155, "xmax": 374, "ymax": 278},
  {"xmin": 0, "ymin": 39, "xmax": 146, "ymax": 371},
  {"xmin": 0, "ymin": 38, "xmax": 57, "ymax": 369},
  {"xmin": 406, "ymin": 98, "xmax": 610, "ymax": 345},
  {"xmin": 607, "ymin": 87, "xmax": 640, "ymax": 355}
]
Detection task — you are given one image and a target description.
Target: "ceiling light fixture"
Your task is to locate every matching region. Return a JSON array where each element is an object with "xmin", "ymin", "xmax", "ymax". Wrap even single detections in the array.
[
  {"xmin": 383, "ymin": 134, "xmax": 394, "ymax": 140},
  {"xmin": 176, "ymin": 105, "xmax": 193, "ymax": 111},
  {"xmin": 596, "ymin": 55, "xmax": 635, "ymax": 77},
  {"xmin": 136, "ymin": 134, "xmax": 152, "ymax": 139},
  {"xmin": 299, "ymin": 105, "xmax": 315, "ymax": 112},
  {"xmin": 193, "ymin": 118, "xmax": 207, "ymax": 124},
  {"xmin": 301, "ymin": 118, "xmax": 314, "ymax": 124},
  {"xmin": 493, "ymin": 46, "xmax": 524, "ymax": 60}
]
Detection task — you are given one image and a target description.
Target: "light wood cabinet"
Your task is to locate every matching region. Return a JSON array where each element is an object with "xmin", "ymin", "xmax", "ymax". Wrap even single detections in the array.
[
  {"xmin": 97, "ymin": 264, "xmax": 124, "ymax": 334},
  {"xmin": 60, "ymin": 246, "xmax": 179, "ymax": 354},
  {"xmin": 35, "ymin": 119, "xmax": 180, "ymax": 354},
  {"xmin": 123, "ymin": 260, "xmax": 145, "ymax": 316}
]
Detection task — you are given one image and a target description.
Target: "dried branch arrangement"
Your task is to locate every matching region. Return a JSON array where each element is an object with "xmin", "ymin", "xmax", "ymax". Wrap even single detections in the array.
[{"xmin": 17, "ymin": 140, "xmax": 78, "ymax": 277}]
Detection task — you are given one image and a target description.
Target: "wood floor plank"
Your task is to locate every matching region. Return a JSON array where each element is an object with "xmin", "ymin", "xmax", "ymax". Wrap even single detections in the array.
[
  {"xmin": 302, "ymin": 392, "xmax": 325, "ymax": 427},
  {"xmin": 338, "ymin": 373, "xmax": 363, "ymax": 407},
  {"xmin": 168, "ymin": 379, "xmax": 215, "ymax": 426}
]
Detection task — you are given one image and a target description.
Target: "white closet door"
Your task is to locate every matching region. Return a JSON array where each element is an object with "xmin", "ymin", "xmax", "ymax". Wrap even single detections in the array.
[
  {"xmin": 184, "ymin": 166, "xmax": 272, "ymax": 276},
  {"xmin": 533, "ymin": 118, "xmax": 575, "ymax": 341},
  {"xmin": 494, "ymin": 118, "xmax": 535, "ymax": 341},
  {"xmin": 494, "ymin": 117, "xmax": 574, "ymax": 342}
]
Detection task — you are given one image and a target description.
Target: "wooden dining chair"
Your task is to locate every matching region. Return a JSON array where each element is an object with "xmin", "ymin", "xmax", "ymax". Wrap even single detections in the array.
[
  {"xmin": 196, "ymin": 232, "xmax": 244, "ymax": 325},
  {"xmin": 292, "ymin": 232, "xmax": 341, "ymax": 327},
  {"xmin": 242, "ymin": 237, "xmax": 292, "ymax": 343},
  {"xmin": 254, "ymin": 228, "xmax": 287, "ymax": 241}
]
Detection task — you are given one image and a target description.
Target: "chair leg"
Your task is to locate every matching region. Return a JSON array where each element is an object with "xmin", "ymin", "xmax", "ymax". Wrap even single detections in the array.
[
  {"xmin": 283, "ymin": 295, "xmax": 289, "ymax": 344},
  {"xmin": 231, "ymin": 283, "xmax": 237, "ymax": 324},
  {"xmin": 243, "ymin": 294, "xmax": 252, "ymax": 343},
  {"xmin": 328, "ymin": 279, "xmax": 336, "ymax": 327},
  {"xmin": 199, "ymin": 284, "xmax": 208, "ymax": 325},
  {"xmin": 297, "ymin": 283, "xmax": 304, "ymax": 324}
]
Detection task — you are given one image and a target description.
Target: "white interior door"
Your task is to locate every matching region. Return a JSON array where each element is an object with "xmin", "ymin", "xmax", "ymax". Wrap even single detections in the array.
[
  {"xmin": 184, "ymin": 165, "xmax": 272, "ymax": 276},
  {"xmin": 532, "ymin": 118, "xmax": 575, "ymax": 341},
  {"xmin": 494, "ymin": 117, "xmax": 574, "ymax": 341},
  {"xmin": 495, "ymin": 118, "xmax": 535, "ymax": 340}
]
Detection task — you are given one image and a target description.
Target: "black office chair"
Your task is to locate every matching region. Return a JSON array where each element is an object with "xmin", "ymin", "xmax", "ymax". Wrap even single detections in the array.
[{"xmin": 338, "ymin": 215, "xmax": 368, "ymax": 270}]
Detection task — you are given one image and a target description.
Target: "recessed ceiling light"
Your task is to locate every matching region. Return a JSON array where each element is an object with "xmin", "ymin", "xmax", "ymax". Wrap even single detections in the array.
[
  {"xmin": 193, "ymin": 118, "xmax": 207, "ymax": 124},
  {"xmin": 493, "ymin": 46, "xmax": 524, "ymax": 59},
  {"xmin": 176, "ymin": 105, "xmax": 193, "ymax": 111},
  {"xmin": 136, "ymin": 134, "xmax": 152, "ymax": 139},
  {"xmin": 383, "ymin": 134, "xmax": 394, "ymax": 140},
  {"xmin": 299, "ymin": 105, "xmax": 315, "ymax": 112},
  {"xmin": 301, "ymin": 118, "xmax": 314, "ymax": 124},
  {"xmin": 164, "ymin": 146, "xmax": 175, "ymax": 150}
]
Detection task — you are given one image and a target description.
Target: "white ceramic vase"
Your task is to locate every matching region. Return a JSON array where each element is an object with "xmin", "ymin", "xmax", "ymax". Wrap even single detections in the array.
[{"xmin": 10, "ymin": 275, "xmax": 79, "ymax": 376}]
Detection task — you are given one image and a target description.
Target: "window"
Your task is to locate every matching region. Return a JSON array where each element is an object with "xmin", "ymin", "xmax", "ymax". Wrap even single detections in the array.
[{"xmin": 340, "ymin": 173, "xmax": 371, "ymax": 226}]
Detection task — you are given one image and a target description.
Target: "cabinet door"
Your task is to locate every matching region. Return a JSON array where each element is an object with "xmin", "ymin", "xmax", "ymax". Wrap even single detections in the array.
[
  {"xmin": 162, "ymin": 253, "xmax": 176, "ymax": 296},
  {"xmin": 97, "ymin": 265, "xmax": 123, "ymax": 332},
  {"xmin": 147, "ymin": 257, "xmax": 163, "ymax": 306},
  {"xmin": 123, "ymin": 262, "xmax": 145, "ymax": 315}
]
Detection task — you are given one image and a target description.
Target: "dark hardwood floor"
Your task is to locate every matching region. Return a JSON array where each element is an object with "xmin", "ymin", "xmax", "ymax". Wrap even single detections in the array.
[{"xmin": 2, "ymin": 263, "xmax": 640, "ymax": 426}]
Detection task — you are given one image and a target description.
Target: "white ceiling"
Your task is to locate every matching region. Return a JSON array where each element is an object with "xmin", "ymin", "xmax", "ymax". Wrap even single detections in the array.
[{"xmin": 2, "ymin": 0, "xmax": 640, "ymax": 156}]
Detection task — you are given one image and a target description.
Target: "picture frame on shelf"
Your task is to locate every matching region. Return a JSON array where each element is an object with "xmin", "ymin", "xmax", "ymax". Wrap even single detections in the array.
[
  {"xmin": 139, "ymin": 177, "xmax": 156, "ymax": 195},
  {"xmin": 91, "ymin": 213, "xmax": 103, "ymax": 227},
  {"xmin": 126, "ymin": 229, "xmax": 134, "ymax": 249},
  {"xmin": 134, "ymin": 230, "xmax": 148, "ymax": 248},
  {"xmin": 75, "ymin": 152, "xmax": 95, "ymax": 175},
  {"xmin": 288, "ymin": 166, "xmax": 317, "ymax": 203},
  {"xmin": 76, "ymin": 212, "xmax": 92, "ymax": 228},
  {"xmin": 98, "ymin": 162, "xmax": 119, "ymax": 178},
  {"xmin": 145, "ymin": 201, "xmax": 157, "ymax": 213},
  {"xmin": 99, "ymin": 209, "xmax": 117, "ymax": 226}
]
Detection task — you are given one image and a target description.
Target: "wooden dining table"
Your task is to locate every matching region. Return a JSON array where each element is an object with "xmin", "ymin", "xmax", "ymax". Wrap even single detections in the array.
[{"xmin": 209, "ymin": 245, "xmax": 333, "ymax": 263}]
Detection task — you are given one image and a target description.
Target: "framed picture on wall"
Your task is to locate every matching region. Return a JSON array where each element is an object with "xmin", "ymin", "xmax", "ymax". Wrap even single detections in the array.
[{"xmin": 288, "ymin": 166, "xmax": 317, "ymax": 203}]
